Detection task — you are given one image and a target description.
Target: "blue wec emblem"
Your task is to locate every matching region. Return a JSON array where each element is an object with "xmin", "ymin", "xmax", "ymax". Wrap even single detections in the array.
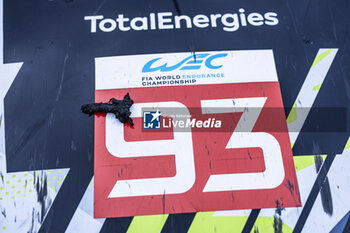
[{"xmin": 142, "ymin": 53, "xmax": 227, "ymax": 72}]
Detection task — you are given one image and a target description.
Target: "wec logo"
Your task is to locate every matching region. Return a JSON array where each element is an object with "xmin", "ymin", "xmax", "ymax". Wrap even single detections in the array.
[{"xmin": 142, "ymin": 53, "xmax": 227, "ymax": 72}]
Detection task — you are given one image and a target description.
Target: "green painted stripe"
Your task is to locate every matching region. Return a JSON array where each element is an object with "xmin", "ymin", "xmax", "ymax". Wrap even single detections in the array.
[
  {"xmin": 187, "ymin": 212, "xmax": 293, "ymax": 233},
  {"xmin": 344, "ymin": 137, "xmax": 350, "ymax": 150},
  {"xmin": 188, "ymin": 212, "xmax": 246, "ymax": 233},
  {"xmin": 311, "ymin": 49, "xmax": 332, "ymax": 68},
  {"xmin": 294, "ymin": 155, "xmax": 327, "ymax": 172},
  {"xmin": 252, "ymin": 216, "xmax": 293, "ymax": 233},
  {"xmin": 312, "ymin": 83, "xmax": 322, "ymax": 91},
  {"xmin": 127, "ymin": 214, "xmax": 169, "ymax": 233},
  {"xmin": 286, "ymin": 102, "xmax": 297, "ymax": 124}
]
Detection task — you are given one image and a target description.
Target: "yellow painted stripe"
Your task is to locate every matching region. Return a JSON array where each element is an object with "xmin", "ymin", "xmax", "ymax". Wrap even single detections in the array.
[
  {"xmin": 293, "ymin": 155, "xmax": 327, "ymax": 172},
  {"xmin": 187, "ymin": 212, "xmax": 293, "ymax": 233},
  {"xmin": 127, "ymin": 214, "xmax": 169, "ymax": 233},
  {"xmin": 188, "ymin": 212, "xmax": 246, "ymax": 233},
  {"xmin": 344, "ymin": 137, "xmax": 350, "ymax": 150},
  {"xmin": 311, "ymin": 49, "xmax": 332, "ymax": 68},
  {"xmin": 286, "ymin": 102, "xmax": 297, "ymax": 124},
  {"xmin": 252, "ymin": 216, "xmax": 293, "ymax": 233},
  {"xmin": 312, "ymin": 83, "xmax": 322, "ymax": 91}
]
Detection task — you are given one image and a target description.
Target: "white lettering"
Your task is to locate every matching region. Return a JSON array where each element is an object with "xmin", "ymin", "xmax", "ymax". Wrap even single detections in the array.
[
  {"xmin": 158, "ymin": 12, "xmax": 174, "ymax": 29},
  {"xmin": 116, "ymin": 14, "xmax": 130, "ymax": 31},
  {"xmin": 247, "ymin": 13, "xmax": 264, "ymax": 26},
  {"xmin": 193, "ymin": 14, "xmax": 209, "ymax": 28},
  {"xmin": 99, "ymin": 18, "xmax": 117, "ymax": 32},
  {"xmin": 130, "ymin": 17, "xmax": 148, "ymax": 31},
  {"xmin": 84, "ymin": 15, "xmax": 104, "ymax": 33}
]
